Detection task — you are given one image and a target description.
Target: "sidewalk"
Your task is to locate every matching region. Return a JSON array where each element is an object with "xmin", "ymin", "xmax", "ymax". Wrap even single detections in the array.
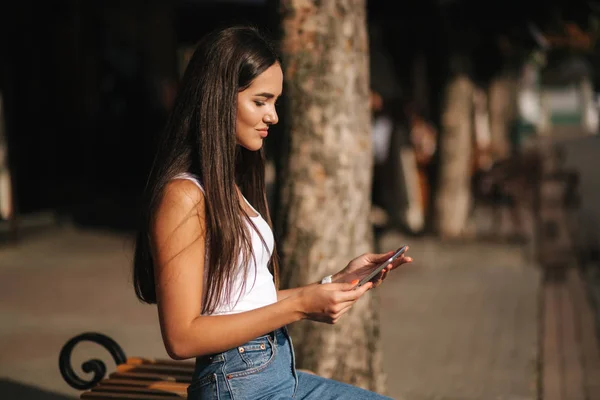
[
  {"xmin": 377, "ymin": 231, "xmax": 540, "ymax": 400},
  {"xmin": 0, "ymin": 224, "xmax": 541, "ymax": 399}
]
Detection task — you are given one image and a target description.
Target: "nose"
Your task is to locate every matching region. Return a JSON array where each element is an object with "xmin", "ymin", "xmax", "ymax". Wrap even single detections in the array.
[{"xmin": 264, "ymin": 108, "xmax": 278, "ymax": 125}]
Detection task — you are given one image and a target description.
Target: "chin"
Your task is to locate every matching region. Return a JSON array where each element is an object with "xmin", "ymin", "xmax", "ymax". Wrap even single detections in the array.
[{"xmin": 239, "ymin": 140, "xmax": 263, "ymax": 152}]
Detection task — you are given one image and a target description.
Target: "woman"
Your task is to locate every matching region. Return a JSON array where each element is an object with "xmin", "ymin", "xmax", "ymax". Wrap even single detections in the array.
[{"xmin": 133, "ymin": 25, "xmax": 412, "ymax": 399}]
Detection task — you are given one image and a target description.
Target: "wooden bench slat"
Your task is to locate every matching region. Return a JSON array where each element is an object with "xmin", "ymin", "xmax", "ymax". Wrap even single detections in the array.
[
  {"xmin": 99, "ymin": 379, "xmax": 189, "ymax": 390},
  {"xmin": 117, "ymin": 364, "xmax": 193, "ymax": 376},
  {"xmin": 92, "ymin": 384, "xmax": 186, "ymax": 396},
  {"xmin": 109, "ymin": 371, "xmax": 192, "ymax": 383},
  {"xmin": 126, "ymin": 357, "xmax": 194, "ymax": 368},
  {"xmin": 81, "ymin": 392, "xmax": 183, "ymax": 400}
]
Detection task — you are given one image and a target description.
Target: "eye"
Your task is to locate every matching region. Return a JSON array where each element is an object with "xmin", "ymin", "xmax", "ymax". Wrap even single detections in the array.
[{"xmin": 254, "ymin": 101, "xmax": 266, "ymax": 106}]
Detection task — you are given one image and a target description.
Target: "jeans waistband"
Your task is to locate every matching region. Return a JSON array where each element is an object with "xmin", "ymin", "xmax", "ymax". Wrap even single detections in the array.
[{"xmin": 196, "ymin": 327, "xmax": 286, "ymax": 365}]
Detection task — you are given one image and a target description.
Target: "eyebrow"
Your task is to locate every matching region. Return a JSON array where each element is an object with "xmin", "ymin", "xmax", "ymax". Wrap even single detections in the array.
[{"xmin": 254, "ymin": 92, "xmax": 280, "ymax": 99}]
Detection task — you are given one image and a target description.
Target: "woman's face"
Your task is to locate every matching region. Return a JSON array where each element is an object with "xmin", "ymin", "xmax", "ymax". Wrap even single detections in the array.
[{"xmin": 236, "ymin": 63, "xmax": 283, "ymax": 151}]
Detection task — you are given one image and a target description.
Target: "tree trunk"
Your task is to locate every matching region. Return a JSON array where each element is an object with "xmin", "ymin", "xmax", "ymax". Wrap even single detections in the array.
[
  {"xmin": 488, "ymin": 73, "xmax": 517, "ymax": 161},
  {"xmin": 435, "ymin": 74, "xmax": 475, "ymax": 239},
  {"xmin": 277, "ymin": 0, "xmax": 385, "ymax": 393}
]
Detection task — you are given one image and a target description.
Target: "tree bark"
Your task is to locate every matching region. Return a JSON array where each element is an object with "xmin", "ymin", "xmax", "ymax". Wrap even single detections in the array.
[
  {"xmin": 277, "ymin": 0, "xmax": 385, "ymax": 393},
  {"xmin": 488, "ymin": 73, "xmax": 517, "ymax": 161},
  {"xmin": 435, "ymin": 74, "xmax": 475, "ymax": 239}
]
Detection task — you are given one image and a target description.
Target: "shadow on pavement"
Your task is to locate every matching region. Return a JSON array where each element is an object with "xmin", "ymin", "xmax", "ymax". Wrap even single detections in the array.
[{"xmin": 0, "ymin": 378, "xmax": 78, "ymax": 400}]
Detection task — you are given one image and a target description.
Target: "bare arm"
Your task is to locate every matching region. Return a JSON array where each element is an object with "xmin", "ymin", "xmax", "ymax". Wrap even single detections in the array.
[
  {"xmin": 277, "ymin": 286, "xmax": 316, "ymax": 302},
  {"xmin": 152, "ymin": 180, "xmax": 370, "ymax": 360},
  {"xmin": 276, "ymin": 272, "xmax": 345, "ymax": 301}
]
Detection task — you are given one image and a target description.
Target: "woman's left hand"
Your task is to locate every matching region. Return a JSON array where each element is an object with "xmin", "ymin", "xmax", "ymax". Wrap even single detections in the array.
[{"xmin": 332, "ymin": 248, "xmax": 413, "ymax": 288}]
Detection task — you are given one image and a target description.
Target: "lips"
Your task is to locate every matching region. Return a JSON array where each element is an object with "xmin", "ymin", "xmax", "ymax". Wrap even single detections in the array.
[{"xmin": 258, "ymin": 129, "xmax": 268, "ymax": 138}]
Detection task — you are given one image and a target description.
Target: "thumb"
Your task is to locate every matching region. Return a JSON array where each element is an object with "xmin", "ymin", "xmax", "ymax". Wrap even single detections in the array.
[
  {"xmin": 343, "ymin": 279, "xmax": 362, "ymax": 291},
  {"xmin": 328, "ymin": 281, "xmax": 360, "ymax": 291},
  {"xmin": 348, "ymin": 281, "xmax": 373, "ymax": 298},
  {"xmin": 355, "ymin": 281, "xmax": 373, "ymax": 295},
  {"xmin": 326, "ymin": 281, "xmax": 359, "ymax": 291}
]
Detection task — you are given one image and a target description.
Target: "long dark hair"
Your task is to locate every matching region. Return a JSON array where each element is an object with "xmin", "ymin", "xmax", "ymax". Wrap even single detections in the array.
[{"xmin": 133, "ymin": 25, "xmax": 280, "ymax": 314}]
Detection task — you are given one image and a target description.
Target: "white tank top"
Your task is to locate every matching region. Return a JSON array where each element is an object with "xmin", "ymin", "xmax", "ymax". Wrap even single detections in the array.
[{"xmin": 171, "ymin": 173, "xmax": 278, "ymax": 315}]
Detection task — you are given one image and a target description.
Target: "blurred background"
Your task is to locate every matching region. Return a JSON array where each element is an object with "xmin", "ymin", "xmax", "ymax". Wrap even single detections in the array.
[{"xmin": 1, "ymin": 0, "xmax": 600, "ymax": 399}]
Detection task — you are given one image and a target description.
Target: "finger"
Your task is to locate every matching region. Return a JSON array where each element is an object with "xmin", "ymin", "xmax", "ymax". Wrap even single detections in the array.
[
  {"xmin": 372, "ymin": 270, "xmax": 387, "ymax": 288},
  {"xmin": 380, "ymin": 268, "xmax": 388, "ymax": 281},
  {"xmin": 338, "ymin": 282, "xmax": 372, "ymax": 301},
  {"xmin": 361, "ymin": 265, "xmax": 390, "ymax": 289},
  {"xmin": 364, "ymin": 250, "xmax": 395, "ymax": 264},
  {"xmin": 332, "ymin": 302, "xmax": 355, "ymax": 319},
  {"xmin": 389, "ymin": 255, "xmax": 413, "ymax": 270},
  {"xmin": 368, "ymin": 246, "xmax": 411, "ymax": 265},
  {"xmin": 372, "ymin": 268, "xmax": 388, "ymax": 285}
]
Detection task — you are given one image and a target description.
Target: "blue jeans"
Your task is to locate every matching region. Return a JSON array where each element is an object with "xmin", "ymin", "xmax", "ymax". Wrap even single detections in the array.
[{"xmin": 187, "ymin": 327, "xmax": 392, "ymax": 399}]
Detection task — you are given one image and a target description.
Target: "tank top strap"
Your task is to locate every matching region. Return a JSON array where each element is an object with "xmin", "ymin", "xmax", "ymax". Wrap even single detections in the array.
[{"xmin": 171, "ymin": 172, "xmax": 205, "ymax": 194}]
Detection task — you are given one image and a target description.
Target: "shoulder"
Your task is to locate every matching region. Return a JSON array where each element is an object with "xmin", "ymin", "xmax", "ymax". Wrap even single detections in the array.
[
  {"xmin": 163, "ymin": 178, "xmax": 206, "ymax": 207},
  {"xmin": 151, "ymin": 179, "xmax": 208, "ymax": 272},
  {"xmin": 153, "ymin": 179, "xmax": 207, "ymax": 230}
]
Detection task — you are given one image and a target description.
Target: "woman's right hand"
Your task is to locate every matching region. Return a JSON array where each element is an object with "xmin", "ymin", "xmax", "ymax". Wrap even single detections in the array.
[{"xmin": 296, "ymin": 281, "xmax": 372, "ymax": 324}]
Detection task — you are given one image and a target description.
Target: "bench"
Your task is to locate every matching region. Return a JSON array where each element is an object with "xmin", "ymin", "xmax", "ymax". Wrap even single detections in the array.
[
  {"xmin": 59, "ymin": 332, "xmax": 193, "ymax": 399},
  {"xmin": 59, "ymin": 332, "xmax": 317, "ymax": 399}
]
